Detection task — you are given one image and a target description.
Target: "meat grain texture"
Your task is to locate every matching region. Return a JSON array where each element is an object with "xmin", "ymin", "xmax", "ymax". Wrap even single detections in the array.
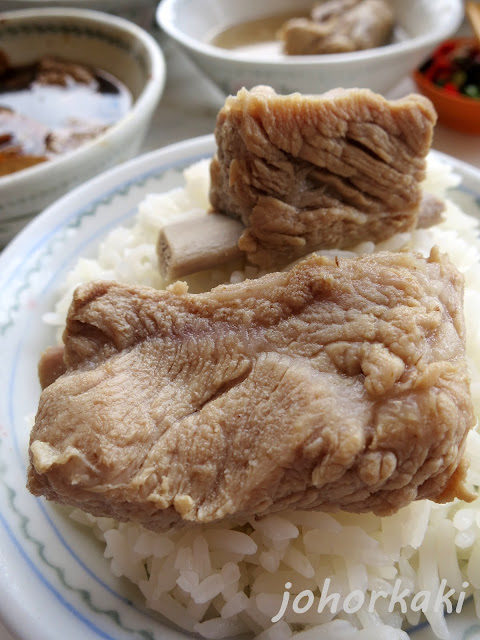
[
  {"xmin": 28, "ymin": 248, "xmax": 475, "ymax": 531},
  {"xmin": 281, "ymin": 0, "xmax": 394, "ymax": 55},
  {"xmin": 210, "ymin": 86, "xmax": 436, "ymax": 268}
]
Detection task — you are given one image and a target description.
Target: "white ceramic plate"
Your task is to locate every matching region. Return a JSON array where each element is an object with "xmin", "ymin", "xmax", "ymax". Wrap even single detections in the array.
[{"xmin": 0, "ymin": 135, "xmax": 479, "ymax": 640}]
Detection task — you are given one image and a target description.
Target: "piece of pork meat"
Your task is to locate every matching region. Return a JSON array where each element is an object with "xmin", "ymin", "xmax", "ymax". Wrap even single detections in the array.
[
  {"xmin": 282, "ymin": 0, "xmax": 394, "ymax": 55},
  {"xmin": 209, "ymin": 86, "xmax": 436, "ymax": 269},
  {"xmin": 153, "ymin": 192, "xmax": 447, "ymax": 282},
  {"xmin": 38, "ymin": 344, "xmax": 66, "ymax": 390},
  {"xmin": 27, "ymin": 248, "xmax": 475, "ymax": 531},
  {"xmin": 417, "ymin": 192, "xmax": 446, "ymax": 229}
]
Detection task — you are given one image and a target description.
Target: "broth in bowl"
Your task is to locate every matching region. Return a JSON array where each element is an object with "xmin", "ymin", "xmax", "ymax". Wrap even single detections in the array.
[{"xmin": 0, "ymin": 54, "xmax": 132, "ymax": 176}]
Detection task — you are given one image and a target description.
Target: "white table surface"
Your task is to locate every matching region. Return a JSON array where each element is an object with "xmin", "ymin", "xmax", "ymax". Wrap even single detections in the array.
[{"xmin": 2, "ymin": 29, "xmax": 480, "ymax": 640}]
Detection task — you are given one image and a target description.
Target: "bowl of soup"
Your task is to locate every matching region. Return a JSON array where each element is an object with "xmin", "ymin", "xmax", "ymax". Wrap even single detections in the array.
[
  {"xmin": 0, "ymin": 7, "xmax": 165, "ymax": 247},
  {"xmin": 156, "ymin": 0, "xmax": 463, "ymax": 96}
]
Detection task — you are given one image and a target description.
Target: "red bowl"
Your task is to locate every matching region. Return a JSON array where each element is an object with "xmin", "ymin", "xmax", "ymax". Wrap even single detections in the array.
[{"xmin": 413, "ymin": 37, "xmax": 480, "ymax": 135}]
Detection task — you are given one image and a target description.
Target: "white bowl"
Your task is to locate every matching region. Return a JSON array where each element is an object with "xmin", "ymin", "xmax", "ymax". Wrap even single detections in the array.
[
  {"xmin": 0, "ymin": 8, "xmax": 166, "ymax": 247},
  {"xmin": 0, "ymin": 0, "xmax": 158, "ymax": 30},
  {"xmin": 157, "ymin": 0, "xmax": 464, "ymax": 96}
]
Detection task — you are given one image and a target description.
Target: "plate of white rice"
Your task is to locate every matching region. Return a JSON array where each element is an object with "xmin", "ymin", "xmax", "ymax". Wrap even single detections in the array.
[{"xmin": 1, "ymin": 134, "xmax": 480, "ymax": 640}]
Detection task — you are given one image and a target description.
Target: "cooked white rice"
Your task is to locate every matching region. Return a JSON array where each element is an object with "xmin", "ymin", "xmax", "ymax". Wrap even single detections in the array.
[{"xmin": 48, "ymin": 155, "xmax": 480, "ymax": 639}]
